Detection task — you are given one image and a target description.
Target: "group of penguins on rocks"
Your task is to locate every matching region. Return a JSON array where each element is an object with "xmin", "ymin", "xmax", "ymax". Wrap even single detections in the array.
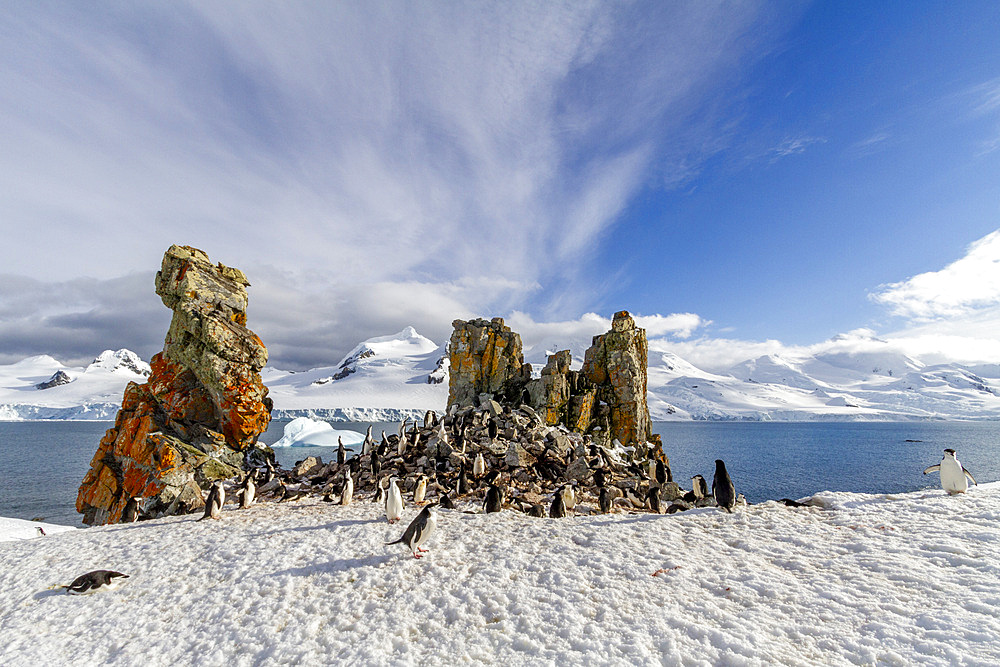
[
  {"xmin": 112, "ymin": 403, "xmax": 748, "ymax": 560},
  {"xmin": 64, "ymin": 434, "xmax": 979, "ymax": 590}
]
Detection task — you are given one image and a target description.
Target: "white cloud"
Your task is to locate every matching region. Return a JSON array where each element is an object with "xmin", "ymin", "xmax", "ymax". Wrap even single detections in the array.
[
  {"xmin": 870, "ymin": 229, "xmax": 1000, "ymax": 320},
  {"xmin": 0, "ymin": 2, "xmax": 794, "ymax": 367}
]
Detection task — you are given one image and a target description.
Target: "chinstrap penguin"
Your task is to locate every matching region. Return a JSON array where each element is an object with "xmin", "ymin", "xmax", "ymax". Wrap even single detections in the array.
[
  {"xmin": 63, "ymin": 570, "xmax": 129, "ymax": 595},
  {"xmin": 386, "ymin": 503, "xmax": 439, "ymax": 558},
  {"xmin": 200, "ymin": 480, "xmax": 225, "ymax": 520},
  {"xmin": 713, "ymin": 459, "xmax": 736, "ymax": 513},
  {"xmin": 924, "ymin": 449, "xmax": 978, "ymax": 495}
]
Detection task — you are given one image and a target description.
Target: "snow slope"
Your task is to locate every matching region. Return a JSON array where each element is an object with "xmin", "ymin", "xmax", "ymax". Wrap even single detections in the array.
[
  {"xmin": 0, "ymin": 350, "xmax": 150, "ymax": 420},
  {"xmin": 263, "ymin": 327, "xmax": 449, "ymax": 421},
  {"xmin": 3, "ymin": 328, "xmax": 999, "ymax": 422},
  {"xmin": 2, "ymin": 484, "xmax": 998, "ymax": 665}
]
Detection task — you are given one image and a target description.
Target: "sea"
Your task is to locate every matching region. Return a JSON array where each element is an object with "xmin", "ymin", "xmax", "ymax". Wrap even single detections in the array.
[{"xmin": 2, "ymin": 420, "xmax": 998, "ymax": 527}]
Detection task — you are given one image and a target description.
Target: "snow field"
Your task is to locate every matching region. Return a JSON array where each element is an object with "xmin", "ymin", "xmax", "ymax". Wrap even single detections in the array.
[{"xmin": 1, "ymin": 484, "xmax": 999, "ymax": 665}]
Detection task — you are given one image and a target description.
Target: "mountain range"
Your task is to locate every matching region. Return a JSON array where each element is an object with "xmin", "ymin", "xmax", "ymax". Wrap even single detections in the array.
[{"xmin": 2, "ymin": 329, "xmax": 998, "ymax": 422}]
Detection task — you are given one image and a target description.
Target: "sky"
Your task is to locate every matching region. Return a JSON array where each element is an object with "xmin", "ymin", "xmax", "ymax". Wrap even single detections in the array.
[{"xmin": 2, "ymin": 1, "xmax": 1000, "ymax": 372}]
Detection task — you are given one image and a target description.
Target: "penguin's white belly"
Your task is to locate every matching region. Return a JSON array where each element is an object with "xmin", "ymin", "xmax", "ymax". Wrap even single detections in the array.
[
  {"xmin": 415, "ymin": 514, "xmax": 436, "ymax": 548},
  {"xmin": 940, "ymin": 459, "xmax": 969, "ymax": 494}
]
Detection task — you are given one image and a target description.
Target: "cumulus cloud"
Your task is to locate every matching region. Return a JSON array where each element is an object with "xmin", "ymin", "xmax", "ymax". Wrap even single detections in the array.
[{"xmin": 870, "ymin": 229, "xmax": 1000, "ymax": 320}]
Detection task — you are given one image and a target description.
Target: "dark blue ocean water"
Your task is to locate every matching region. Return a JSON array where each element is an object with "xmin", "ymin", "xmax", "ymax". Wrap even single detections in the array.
[{"xmin": 2, "ymin": 420, "xmax": 998, "ymax": 527}]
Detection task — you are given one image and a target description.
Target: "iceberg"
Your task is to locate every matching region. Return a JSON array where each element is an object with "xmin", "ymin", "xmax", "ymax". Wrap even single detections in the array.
[{"xmin": 270, "ymin": 416, "xmax": 367, "ymax": 448}]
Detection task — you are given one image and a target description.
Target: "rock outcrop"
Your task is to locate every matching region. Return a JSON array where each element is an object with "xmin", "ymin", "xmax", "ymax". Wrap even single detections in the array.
[
  {"xmin": 447, "ymin": 317, "xmax": 531, "ymax": 408},
  {"xmin": 581, "ymin": 311, "xmax": 656, "ymax": 450},
  {"xmin": 76, "ymin": 245, "xmax": 272, "ymax": 525},
  {"xmin": 447, "ymin": 311, "xmax": 662, "ymax": 458}
]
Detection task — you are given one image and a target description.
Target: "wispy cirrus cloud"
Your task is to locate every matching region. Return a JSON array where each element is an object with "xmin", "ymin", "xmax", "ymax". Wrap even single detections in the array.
[{"xmin": 0, "ymin": 2, "xmax": 794, "ymax": 368}]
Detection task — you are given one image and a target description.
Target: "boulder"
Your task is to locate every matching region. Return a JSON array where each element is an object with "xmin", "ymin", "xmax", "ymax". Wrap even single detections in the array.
[{"xmin": 76, "ymin": 245, "xmax": 272, "ymax": 525}]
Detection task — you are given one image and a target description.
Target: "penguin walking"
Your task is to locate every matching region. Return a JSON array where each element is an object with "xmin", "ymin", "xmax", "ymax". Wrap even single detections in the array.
[
  {"xmin": 386, "ymin": 504, "xmax": 439, "ymax": 559},
  {"xmin": 599, "ymin": 487, "xmax": 613, "ymax": 514},
  {"xmin": 121, "ymin": 496, "xmax": 142, "ymax": 523},
  {"xmin": 238, "ymin": 474, "xmax": 256, "ymax": 509},
  {"xmin": 550, "ymin": 491, "xmax": 567, "ymax": 518},
  {"xmin": 385, "ymin": 477, "xmax": 404, "ymax": 524},
  {"xmin": 413, "ymin": 475, "xmax": 428, "ymax": 504},
  {"xmin": 63, "ymin": 570, "xmax": 129, "ymax": 595},
  {"xmin": 713, "ymin": 459, "xmax": 736, "ymax": 513},
  {"xmin": 484, "ymin": 484, "xmax": 503, "ymax": 514},
  {"xmin": 341, "ymin": 473, "xmax": 354, "ymax": 506},
  {"xmin": 200, "ymin": 480, "xmax": 225, "ymax": 520},
  {"xmin": 924, "ymin": 449, "xmax": 978, "ymax": 495}
]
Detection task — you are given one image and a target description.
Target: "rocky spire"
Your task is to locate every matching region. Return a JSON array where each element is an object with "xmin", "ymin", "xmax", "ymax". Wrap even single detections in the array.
[
  {"xmin": 447, "ymin": 317, "xmax": 531, "ymax": 408},
  {"xmin": 76, "ymin": 245, "xmax": 272, "ymax": 525}
]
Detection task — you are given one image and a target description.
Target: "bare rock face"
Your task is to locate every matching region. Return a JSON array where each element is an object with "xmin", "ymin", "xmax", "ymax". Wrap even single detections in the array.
[
  {"xmin": 447, "ymin": 317, "xmax": 530, "ymax": 408},
  {"xmin": 76, "ymin": 245, "xmax": 272, "ymax": 525},
  {"xmin": 581, "ymin": 311, "xmax": 658, "ymax": 451}
]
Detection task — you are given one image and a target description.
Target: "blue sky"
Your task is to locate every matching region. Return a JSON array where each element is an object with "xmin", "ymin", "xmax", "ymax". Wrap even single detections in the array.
[{"xmin": 1, "ymin": 2, "xmax": 999, "ymax": 370}]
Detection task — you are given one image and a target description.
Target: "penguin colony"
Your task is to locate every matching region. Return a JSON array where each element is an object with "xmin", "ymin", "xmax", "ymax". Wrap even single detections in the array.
[
  {"xmin": 111, "ymin": 401, "xmax": 983, "ymax": 565},
  {"xmin": 237, "ymin": 403, "xmax": 733, "ymax": 521}
]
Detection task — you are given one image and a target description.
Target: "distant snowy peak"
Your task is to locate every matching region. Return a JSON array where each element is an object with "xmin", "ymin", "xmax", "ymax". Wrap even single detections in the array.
[
  {"xmin": 87, "ymin": 349, "xmax": 151, "ymax": 377},
  {"xmin": 310, "ymin": 328, "xmax": 442, "ymax": 386}
]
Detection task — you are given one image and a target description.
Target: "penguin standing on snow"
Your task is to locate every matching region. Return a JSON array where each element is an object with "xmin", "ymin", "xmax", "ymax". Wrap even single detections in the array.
[
  {"xmin": 599, "ymin": 487, "xmax": 613, "ymax": 514},
  {"xmin": 373, "ymin": 477, "xmax": 387, "ymax": 504},
  {"xmin": 713, "ymin": 459, "xmax": 736, "ymax": 513},
  {"xmin": 549, "ymin": 491, "xmax": 567, "ymax": 518},
  {"xmin": 200, "ymin": 480, "xmax": 225, "ymax": 520},
  {"xmin": 385, "ymin": 477, "xmax": 404, "ymax": 524},
  {"xmin": 413, "ymin": 475, "xmax": 428, "ymax": 504},
  {"xmin": 63, "ymin": 570, "xmax": 129, "ymax": 595},
  {"xmin": 341, "ymin": 473, "xmax": 354, "ymax": 506},
  {"xmin": 484, "ymin": 484, "xmax": 503, "ymax": 513},
  {"xmin": 692, "ymin": 475, "xmax": 709, "ymax": 499},
  {"xmin": 386, "ymin": 503, "xmax": 439, "ymax": 559},
  {"xmin": 646, "ymin": 486, "xmax": 663, "ymax": 514},
  {"xmin": 924, "ymin": 449, "xmax": 978, "ymax": 495},
  {"xmin": 121, "ymin": 496, "xmax": 142, "ymax": 523},
  {"xmin": 238, "ymin": 473, "xmax": 256, "ymax": 509},
  {"xmin": 439, "ymin": 491, "xmax": 456, "ymax": 510}
]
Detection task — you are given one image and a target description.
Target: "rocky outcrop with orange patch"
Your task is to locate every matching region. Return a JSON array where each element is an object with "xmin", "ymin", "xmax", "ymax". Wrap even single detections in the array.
[
  {"xmin": 447, "ymin": 317, "xmax": 531, "ymax": 408},
  {"xmin": 581, "ymin": 311, "xmax": 663, "ymax": 458},
  {"xmin": 76, "ymin": 245, "xmax": 272, "ymax": 525}
]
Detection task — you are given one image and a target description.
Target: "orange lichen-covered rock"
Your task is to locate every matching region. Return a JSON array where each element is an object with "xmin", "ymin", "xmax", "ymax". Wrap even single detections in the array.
[
  {"xmin": 581, "ymin": 311, "xmax": 655, "ymax": 450},
  {"xmin": 76, "ymin": 245, "xmax": 272, "ymax": 525},
  {"xmin": 447, "ymin": 317, "xmax": 531, "ymax": 408}
]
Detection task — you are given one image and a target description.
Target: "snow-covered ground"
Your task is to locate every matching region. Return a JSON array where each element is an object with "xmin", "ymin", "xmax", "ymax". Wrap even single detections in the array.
[{"xmin": 2, "ymin": 484, "xmax": 998, "ymax": 665}]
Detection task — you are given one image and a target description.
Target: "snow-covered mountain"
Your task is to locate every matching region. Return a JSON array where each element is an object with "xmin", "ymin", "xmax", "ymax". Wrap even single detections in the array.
[
  {"xmin": 0, "ymin": 350, "xmax": 150, "ymax": 420},
  {"xmin": 263, "ymin": 326, "xmax": 449, "ymax": 422},
  {"xmin": 3, "ymin": 329, "xmax": 999, "ymax": 421}
]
